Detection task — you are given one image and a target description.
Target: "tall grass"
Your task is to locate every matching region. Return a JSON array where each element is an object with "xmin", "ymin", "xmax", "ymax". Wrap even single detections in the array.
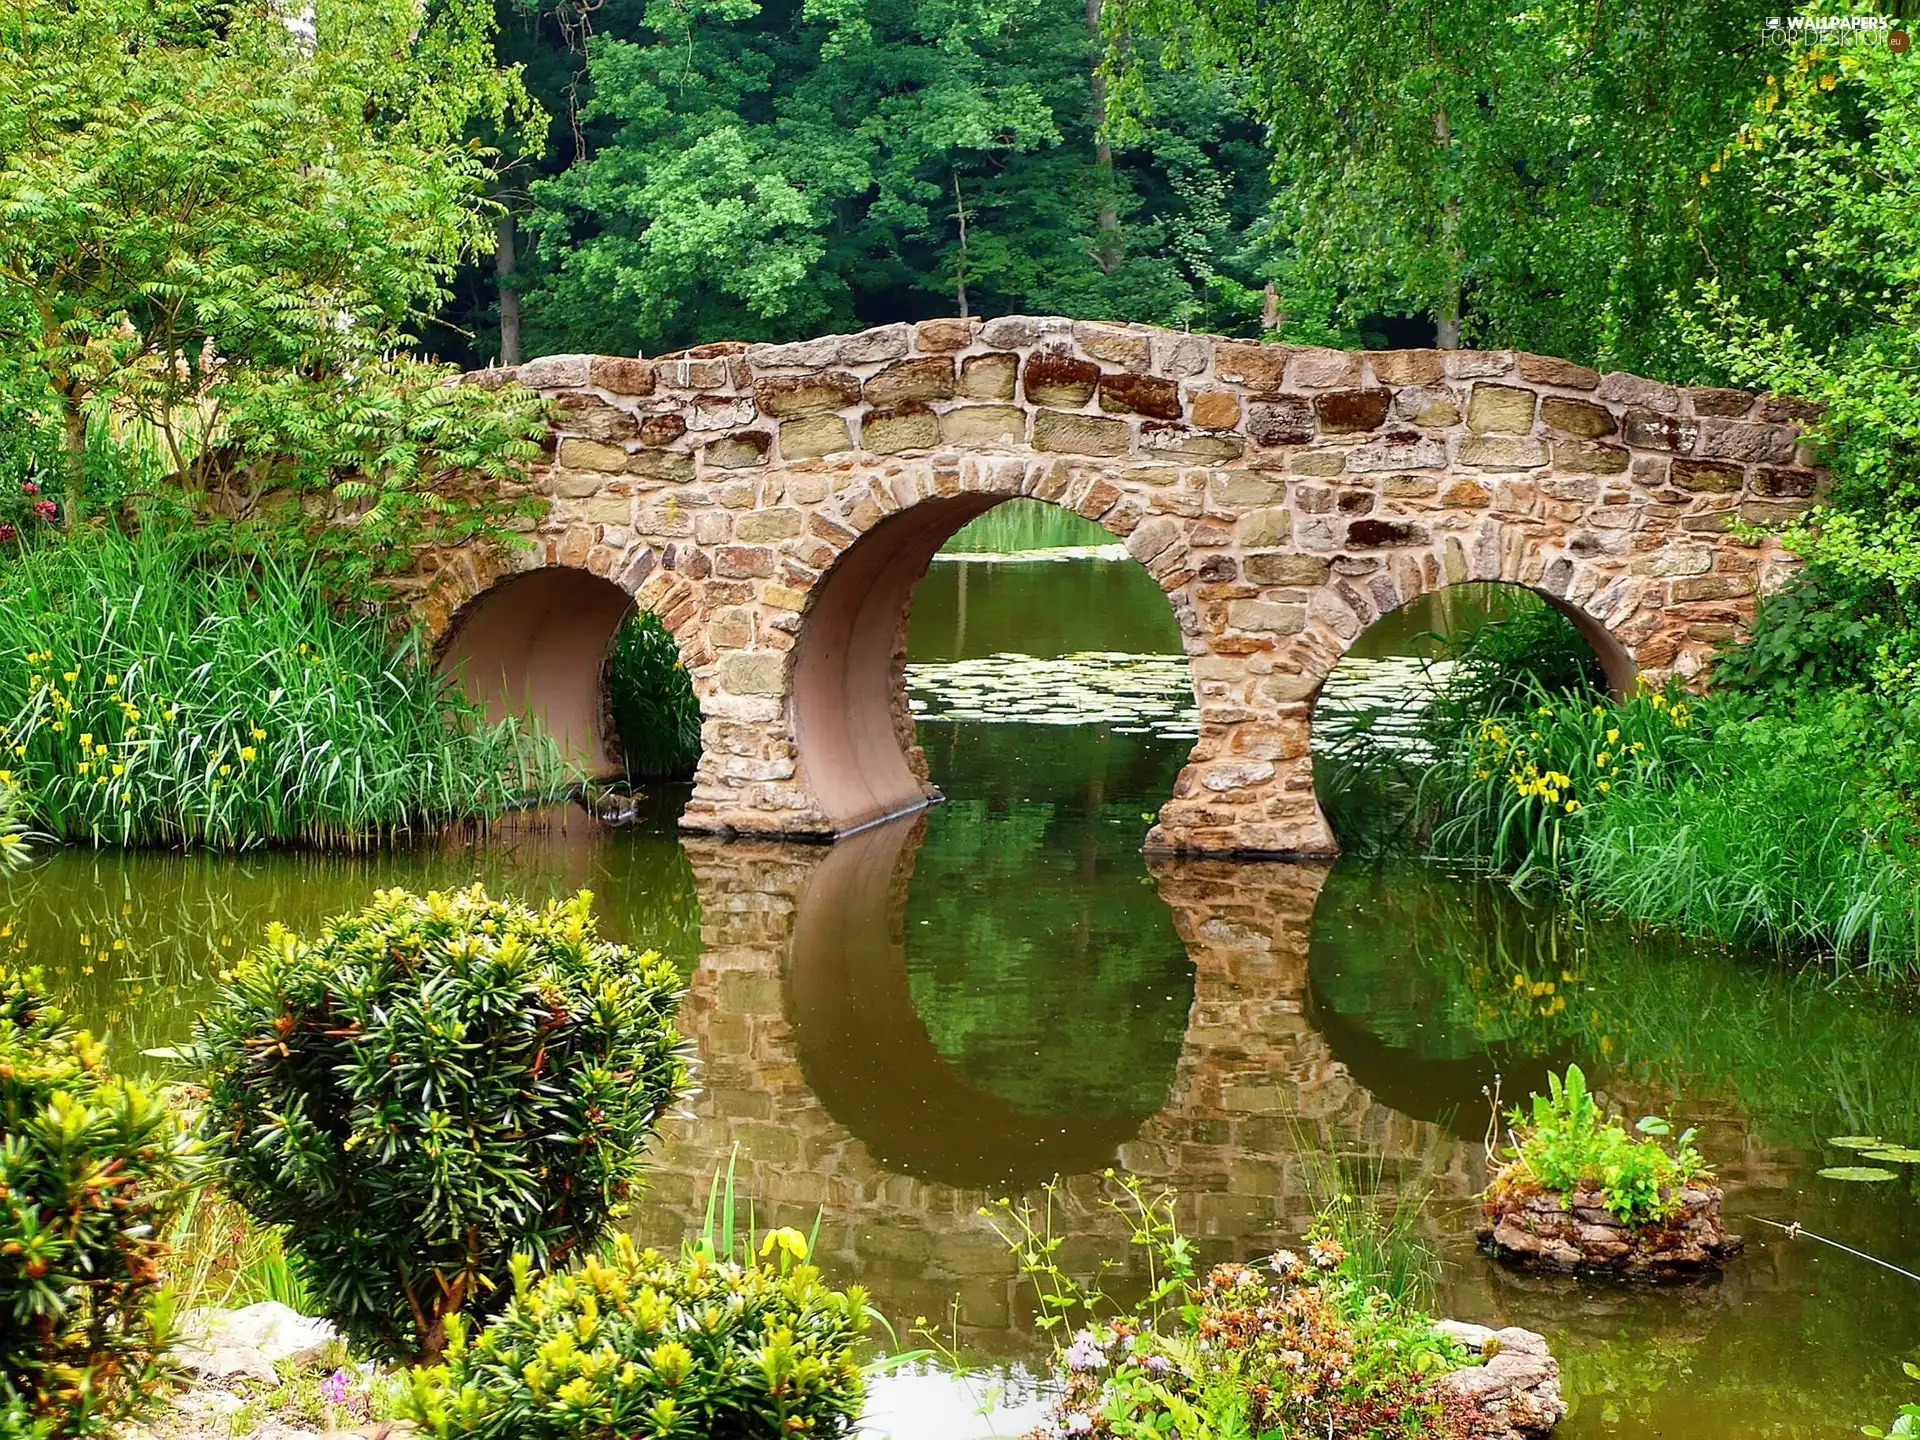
[
  {"xmin": 939, "ymin": 498, "xmax": 1115, "ymax": 554},
  {"xmin": 604, "ymin": 610, "xmax": 701, "ymax": 780},
  {"xmin": 0, "ymin": 528, "xmax": 569, "ymax": 850}
]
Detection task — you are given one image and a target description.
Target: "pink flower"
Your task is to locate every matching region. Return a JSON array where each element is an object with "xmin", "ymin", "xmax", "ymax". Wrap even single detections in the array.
[
  {"xmin": 19, "ymin": 480, "xmax": 36, "ymax": 495},
  {"xmin": 319, "ymin": 1368, "xmax": 350, "ymax": 1407},
  {"xmin": 31, "ymin": 500, "xmax": 55, "ymax": 520},
  {"xmin": 0, "ymin": 523, "xmax": 15, "ymax": 542}
]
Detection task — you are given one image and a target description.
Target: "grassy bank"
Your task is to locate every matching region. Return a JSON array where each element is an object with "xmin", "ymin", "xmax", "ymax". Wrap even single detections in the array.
[
  {"xmin": 1404, "ymin": 593, "xmax": 1920, "ymax": 981},
  {"xmin": 0, "ymin": 529, "xmax": 568, "ymax": 849}
]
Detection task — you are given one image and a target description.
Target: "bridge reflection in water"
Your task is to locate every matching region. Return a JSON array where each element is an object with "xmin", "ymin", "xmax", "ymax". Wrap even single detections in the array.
[{"xmin": 630, "ymin": 816, "xmax": 1482, "ymax": 1355}]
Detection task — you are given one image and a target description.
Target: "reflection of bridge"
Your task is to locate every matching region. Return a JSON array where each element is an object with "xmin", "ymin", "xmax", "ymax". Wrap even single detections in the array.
[
  {"xmin": 630, "ymin": 818, "xmax": 1482, "ymax": 1352},
  {"xmin": 419, "ymin": 319, "xmax": 1813, "ymax": 856}
]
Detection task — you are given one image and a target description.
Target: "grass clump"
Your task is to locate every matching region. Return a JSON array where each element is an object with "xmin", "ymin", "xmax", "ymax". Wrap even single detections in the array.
[
  {"xmin": 0, "ymin": 528, "xmax": 568, "ymax": 850},
  {"xmin": 1490, "ymin": 1065, "xmax": 1706, "ymax": 1225},
  {"xmin": 603, "ymin": 610, "xmax": 700, "ymax": 781},
  {"xmin": 1, "ymin": 966, "xmax": 196, "ymax": 1439},
  {"xmin": 194, "ymin": 885, "xmax": 689, "ymax": 1363}
]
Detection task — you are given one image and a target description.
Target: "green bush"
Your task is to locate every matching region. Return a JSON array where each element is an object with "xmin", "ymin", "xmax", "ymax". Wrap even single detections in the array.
[
  {"xmin": 0, "ymin": 527, "xmax": 568, "ymax": 849},
  {"xmin": 0, "ymin": 967, "xmax": 195, "ymax": 1439},
  {"xmin": 1492, "ymin": 1065, "xmax": 1705, "ymax": 1225},
  {"xmin": 1423, "ymin": 591, "xmax": 1607, "ymax": 737},
  {"xmin": 401, "ymin": 1232, "xmax": 870, "ymax": 1439},
  {"xmin": 195, "ymin": 885, "xmax": 689, "ymax": 1362},
  {"xmin": 604, "ymin": 611, "xmax": 701, "ymax": 781}
]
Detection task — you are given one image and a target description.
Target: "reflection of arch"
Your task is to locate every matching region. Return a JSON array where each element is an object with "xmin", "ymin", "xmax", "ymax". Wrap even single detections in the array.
[
  {"xmin": 785, "ymin": 815, "xmax": 1163, "ymax": 1188},
  {"xmin": 434, "ymin": 565, "xmax": 635, "ymax": 774}
]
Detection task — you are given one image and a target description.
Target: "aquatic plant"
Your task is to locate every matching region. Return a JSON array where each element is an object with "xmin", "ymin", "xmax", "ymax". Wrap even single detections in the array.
[
  {"xmin": 400, "ymin": 1231, "xmax": 870, "ymax": 1438},
  {"xmin": 0, "ymin": 527, "xmax": 569, "ymax": 851},
  {"xmin": 603, "ymin": 609, "xmax": 701, "ymax": 780},
  {"xmin": 982, "ymin": 1176, "xmax": 1470, "ymax": 1440},
  {"xmin": 0, "ymin": 966, "xmax": 196, "ymax": 1439},
  {"xmin": 1492, "ymin": 1065, "xmax": 1706, "ymax": 1225},
  {"xmin": 1864, "ymin": 1359, "xmax": 1920, "ymax": 1437},
  {"xmin": 194, "ymin": 885, "xmax": 689, "ymax": 1362},
  {"xmin": 0, "ymin": 774, "xmax": 32, "ymax": 872}
]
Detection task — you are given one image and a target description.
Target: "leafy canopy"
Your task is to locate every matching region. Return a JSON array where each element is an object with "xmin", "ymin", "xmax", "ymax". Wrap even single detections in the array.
[{"xmin": 0, "ymin": 0, "xmax": 548, "ymax": 587}]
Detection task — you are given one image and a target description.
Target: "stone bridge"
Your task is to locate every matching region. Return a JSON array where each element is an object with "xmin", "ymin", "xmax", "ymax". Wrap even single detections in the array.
[{"xmin": 417, "ymin": 317, "xmax": 1815, "ymax": 855}]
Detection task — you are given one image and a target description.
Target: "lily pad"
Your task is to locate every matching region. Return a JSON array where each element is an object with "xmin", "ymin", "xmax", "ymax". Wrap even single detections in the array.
[
  {"xmin": 1818, "ymin": 1166, "xmax": 1900, "ymax": 1182},
  {"xmin": 1827, "ymin": 1136, "xmax": 1888, "ymax": 1150},
  {"xmin": 1863, "ymin": 1148, "xmax": 1920, "ymax": 1165}
]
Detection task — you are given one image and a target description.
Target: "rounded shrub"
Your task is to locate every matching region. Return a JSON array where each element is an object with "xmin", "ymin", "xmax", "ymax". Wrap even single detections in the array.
[
  {"xmin": 195, "ymin": 885, "xmax": 689, "ymax": 1362},
  {"xmin": 1, "ymin": 967, "xmax": 195, "ymax": 1439},
  {"xmin": 402, "ymin": 1233, "xmax": 870, "ymax": 1439}
]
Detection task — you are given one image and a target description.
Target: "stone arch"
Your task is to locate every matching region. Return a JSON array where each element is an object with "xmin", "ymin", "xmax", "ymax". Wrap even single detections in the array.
[
  {"xmin": 431, "ymin": 550, "xmax": 709, "ymax": 777},
  {"xmin": 421, "ymin": 316, "xmax": 1817, "ymax": 856},
  {"xmin": 787, "ymin": 475, "xmax": 1201, "ymax": 837}
]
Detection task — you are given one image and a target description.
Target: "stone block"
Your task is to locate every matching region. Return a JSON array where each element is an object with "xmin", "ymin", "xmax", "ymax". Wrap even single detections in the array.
[
  {"xmin": 745, "ymin": 335, "xmax": 844, "ymax": 369},
  {"xmin": 1552, "ymin": 439, "xmax": 1630, "ymax": 474},
  {"xmin": 1155, "ymin": 332, "xmax": 1213, "ymax": 377},
  {"xmin": 1515, "ymin": 352, "xmax": 1601, "ymax": 389},
  {"xmin": 1237, "ymin": 507, "xmax": 1292, "ymax": 545},
  {"xmin": 958, "ymin": 352, "xmax": 1019, "ymax": 400},
  {"xmin": 1346, "ymin": 432, "xmax": 1445, "ymax": 470},
  {"xmin": 980, "ymin": 315, "xmax": 1070, "ymax": 349},
  {"xmin": 1457, "ymin": 435, "xmax": 1549, "ymax": 469},
  {"xmin": 842, "ymin": 323, "xmax": 910, "ymax": 364},
  {"xmin": 1753, "ymin": 466, "xmax": 1816, "ymax": 498},
  {"xmin": 1074, "ymin": 322, "xmax": 1151, "ymax": 370},
  {"xmin": 1210, "ymin": 473, "xmax": 1286, "ymax": 508},
  {"xmin": 1099, "ymin": 372, "xmax": 1182, "ymax": 418},
  {"xmin": 590, "ymin": 356, "xmax": 655, "ymax": 395},
  {"xmin": 940, "ymin": 405, "xmax": 1027, "ymax": 447},
  {"xmin": 755, "ymin": 372, "xmax": 861, "ymax": 418},
  {"xmin": 733, "ymin": 509, "xmax": 803, "ymax": 543},
  {"xmin": 1597, "ymin": 371, "xmax": 1679, "ymax": 413},
  {"xmin": 1393, "ymin": 385, "xmax": 1460, "ymax": 427},
  {"xmin": 1446, "ymin": 350, "xmax": 1515, "ymax": 377},
  {"xmin": 779, "ymin": 414, "xmax": 854, "ymax": 460},
  {"xmin": 704, "ymin": 432, "xmax": 771, "ymax": 469},
  {"xmin": 552, "ymin": 394, "xmax": 639, "ymax": 442},
  {"xmin": 1244, "ymin": 553, "xmax": 1330, "ymax": 586},
  {"xmin": 1540, "ymin": 397, "xmax": 1616, "ymax": 437},
  {"xmin": 1315, "ymin": 389, "xmax": 1392, "ymax": 433},
  {"xmin": 1686, "ymin": 386, "xmax": 1754, "ymax": 417},
  {"xmin": 1023, "ymin": 349, "xmax": 1101, "ymax": 406},
  {"xmin": 1032, "ymin": 409, "xmax": 1130, "ymax": 456},
  {"xmin": 627, "ymin": 449, "xmax": 695, "ymax": 482},
  {"xmin": 855, "ymin": 357, "xmax": 953, "ymax": 411},
  {"xmin": 1188, "ymin": 389, "xmax": 1241, "ymax": 428},
  {"xmin": 519, "ymin": 353, "xmax": 592, "ymax": 389},
  {"xmin": 1346, "ymin": 517, "xmax": 1428, "ymax": 547},
  {"xmin": 1671, "ymin": 574, "xmax": 1754, "ymax": 601},
  {"xmin": 1214, "ymin": 340, "xmax": 1291, "ymax": 390},
  {"xmin": 861, "ymin": 403, "xmax": 940, "ymax": 454},
  {"xmin": 1467, "ymin": 383, "xmax": 1537, "ymax": 434},
  {"xmin": 720, "ymin": 652, "xmax": 785, "ymax": 696},
  {"xmin": 1141, "ymin": 425, "xmax": 1243, "ymax": 460},
  {"xmin": 1697, "ymin": 419, "xmax": 1798, "ymax": 464},
  {"xmin": 558, "ymin": 438, "xmax": 628, "ymax": 472},
  {"xmin": 716, "ymin": 545, "xmax": 776, "ymax": 578},
  {"xmin": 640, "ymin": 413, "xmax": 688, "ymax": 445},
  {"xmin": 1246, "ymin": 396, "xmax": 1316, "ymax": 446},
  {"xmin": 1621, "ymin": 408, "xmax": 1698, "ymax": 452},
  {"xmin": 1368, "ymin": 349, "xmax": 1445, "ymax": 385},
  {"xmin": 1670, "ymin": 458, "xmax": 1743, "ymax": 492},
  {"xmin": 1290, "ymin": 347, "xmax": 1365, "ymax": 388},
  {"xmin": 914, "ymin": 317, "xmax": 975, "ymax": 352}
]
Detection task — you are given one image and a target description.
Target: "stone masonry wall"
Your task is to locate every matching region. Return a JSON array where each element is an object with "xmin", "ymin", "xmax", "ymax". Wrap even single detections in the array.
[{"xmin": 416, "ymin": 317, "xmax": 1816, "ymax": 854}]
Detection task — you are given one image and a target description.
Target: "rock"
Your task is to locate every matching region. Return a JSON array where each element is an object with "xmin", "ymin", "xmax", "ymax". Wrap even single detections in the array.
[
  {"xmin": 1435, "ymin": 1321, "xmax": 1567, "ymax": 1440},
  {"xmin": 178, "ymin": 1302, "xmax": 339, "ymax": 1384},
  {"xmin": 1478, "ymin": 1176, "xmax": 1743, "ymax": 1278}
]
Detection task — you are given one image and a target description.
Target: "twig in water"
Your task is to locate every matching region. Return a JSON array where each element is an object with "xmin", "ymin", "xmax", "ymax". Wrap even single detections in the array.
[{"xmin": 1747, "ymin": 1216, "xmax": 1920, "ymax": 1285}]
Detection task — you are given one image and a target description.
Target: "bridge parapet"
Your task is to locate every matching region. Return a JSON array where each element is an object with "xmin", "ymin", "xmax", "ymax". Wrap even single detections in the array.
[{"xmin": 426, "ymin": 318, "xmax": 1812, "ymax": 853}]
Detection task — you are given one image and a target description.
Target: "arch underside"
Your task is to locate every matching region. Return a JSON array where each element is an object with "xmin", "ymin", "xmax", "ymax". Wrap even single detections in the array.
[{"xmin": 416, "ymin": 318, "xmax": 1809, "ymax": 857}]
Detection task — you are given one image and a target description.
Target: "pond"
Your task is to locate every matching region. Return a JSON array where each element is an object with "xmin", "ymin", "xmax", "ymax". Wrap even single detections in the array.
[{"xmin": 9, "ymin": 552, "xmax": 1920, "ymax": 1438}]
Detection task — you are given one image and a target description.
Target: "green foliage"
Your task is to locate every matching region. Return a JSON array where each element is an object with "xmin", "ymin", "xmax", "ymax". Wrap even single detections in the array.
[
  {"xmin": 0, "ymin": 967, "xmax": 195, "ymax": 1439},
  {"xmin": 1496, "ymin": 1065, "xmax": 1705, "ymax": 1225},
  {"xmin": 194, "ymin": 885, "xmax": 689, "ymax": 1362},
  {"xmin": 1863, "ymin": 1359, "xmax": 1920, "ymax": 1438},
  {"xmin": 400, "ymin": 1231, "xmax": 870, "ymax": 1439},
  {"xmin": 0, "ymin": 528, "xmax": 568, "ymax": 848},
  {"xmin": 0, "ymin": 774, "xmax": 31, "ymax": 872},
  {"xmin": 605, "ymin": 611, "xmax": 700, "ymax": 781},
  {"xmin": 1422, "ymin": 594, "xmax": 1607, "ymax": 738},
  {"xmin": 1104, "ymin": 0, "xmax": 1776, "ymax": 367},
  {"xmin": 161, "ymin": 1187, "xmax": 311, "ymax": 1317},
  {"xmin": 1708, "ymin": 570, "xmax": 1904, "ymax": 705},
  {"xmin": 493, "ymin": 0, "xmax": 1275, "ymax": 358},
  {"xmin": 981, "ymin": 1177, "xmax": 1469, "ymax": 1440},
  {"xmin": 940, "ymin": 498, "xmax": 1114, "ymax": 554},
  {"xmin": 0, "ymin": 0, "xmax": 547, "ymax": 588}
]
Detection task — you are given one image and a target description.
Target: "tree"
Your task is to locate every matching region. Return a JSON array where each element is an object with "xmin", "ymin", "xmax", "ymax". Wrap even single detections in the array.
[
  {"xmin": 0, "ymin": 0, "xmax": 549, "ymax": 588},
  {"xmin": 457, "ymin": 0, "xmax": 1276, "ymax": 359},
  {"xmin": 1102, "ymin": 0, "xmax": 1778, "ymax": 365}
]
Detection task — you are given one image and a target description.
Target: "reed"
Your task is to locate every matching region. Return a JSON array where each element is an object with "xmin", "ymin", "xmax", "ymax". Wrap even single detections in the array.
[
  {"xmin": 0, "ymin": 528, "xmax": 568, "ymax": 850},
  {"xmin": 939, "ymin": 498, "xmax": 1114, "ymax": 553}
]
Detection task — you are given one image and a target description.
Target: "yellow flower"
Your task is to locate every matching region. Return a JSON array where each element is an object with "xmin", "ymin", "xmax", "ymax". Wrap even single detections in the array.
[
  {"xmin": 219, "ymin": 764, "xmax": 231, "ymax": 777},
  {"xmin": 239, "ymin": 746, "xmax": 256, "ymax": 763},
  {"xmin": 111, "ymin": 763, "xmax": 124, "ymax": 776},
  {"xmin": 1598, "ymin": 781, "xmax": 1611, "ymax": 793},
  {"xmin": 250, "ymin": 726, "xmax": 266, "ymax": 741},
  {"xmin": 62, "ymin": 671, "xmax": 76, "ymax": 684},
  {"xmin": 1565, "ymin": 799, "xmax": 1581, "ymax": 812},
  {"xmin": 79, "ymin": 733, "xmax": 91, "ymax": 746},
  {"xmin": 758, "ymin": 1227, "xmax": 810, "ymax": 1264},
  {"xmin": 1606, "ymin": 728, "xmax": 1619, "ymax": 743},
  {"xmin": 1596, "ymin": 751, "xmax": 1611, "ymax": 768},
  {"xmin": 75, "ymin": 762, "xmax": 89, "ymax": 775},
  {"xmin": 50, "ymin": 720, "xmax": 63, "ymax": 733},
  {"xmin": 105, "ymin": 673, "xmax": 118, "ymax": 685}
]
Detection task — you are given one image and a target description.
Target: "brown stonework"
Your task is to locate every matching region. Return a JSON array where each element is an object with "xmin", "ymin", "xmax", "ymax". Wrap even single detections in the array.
[{"xmin": 430, "ymin": 318, "xmax": 1811, "ymax": 856}]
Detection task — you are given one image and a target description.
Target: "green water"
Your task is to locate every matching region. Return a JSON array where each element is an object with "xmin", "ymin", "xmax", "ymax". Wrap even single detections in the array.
[{"xmin": 7, "ymin": 557, "xmax": 1920, "ymax": 1437}]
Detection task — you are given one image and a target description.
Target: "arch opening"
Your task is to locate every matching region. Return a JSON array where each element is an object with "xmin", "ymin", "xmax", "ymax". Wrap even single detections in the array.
[
  {"xmin": 790, "ymin": 490, "xmax": 1201, "ymax": 837},
  {"xmin": 435, "ymin": 566, "xmax": 637, "ymax": 777}
]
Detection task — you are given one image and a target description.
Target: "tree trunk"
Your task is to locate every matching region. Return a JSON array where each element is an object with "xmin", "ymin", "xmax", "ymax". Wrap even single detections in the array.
[
  {"xmin": 58, "ymin": 387, "xmax": 85, "ymax": 529},
  {"xmin": 1433, "ymin": 106, "xmax": 1462, "ymax": 349},
  {"xmin": 496, "ymin": 209, "xmax": 522, "ymax": 367},
  {"xmin": 1087, "ymin": 0, "xmax": 1119, "ymax": 271},
  {"xmin": 1262, "ymin": 281, "xmax": 1281, "ymax": 335},
  {"xmin": 953, "ymin": 171, "xmax": 970, "ymax": 319}
]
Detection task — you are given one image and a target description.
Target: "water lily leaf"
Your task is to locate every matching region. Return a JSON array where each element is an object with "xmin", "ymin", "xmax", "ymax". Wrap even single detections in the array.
[
  {"xmin": 1862, "ymin": 1148, "xmax": 1920, "ymax": 1165},
  {"xmin": 1817, "ymin": 1166, "xmax": 1900, "ymax": 1182},
  {"xmin": 1827, "ymin": 1136, "xmax": 1887, "ymax": 1150}
]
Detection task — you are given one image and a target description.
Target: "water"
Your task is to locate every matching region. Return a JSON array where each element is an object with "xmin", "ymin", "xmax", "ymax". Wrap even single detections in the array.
[{"xmin": 8, "ymin": 558, "xmax": 1920, "ymax": 1437}]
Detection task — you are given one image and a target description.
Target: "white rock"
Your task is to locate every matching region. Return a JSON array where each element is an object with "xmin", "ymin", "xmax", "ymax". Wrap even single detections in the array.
[{"xmin": 178, "ymin": 1301, "xmax": 338, "ymax": 1384}]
